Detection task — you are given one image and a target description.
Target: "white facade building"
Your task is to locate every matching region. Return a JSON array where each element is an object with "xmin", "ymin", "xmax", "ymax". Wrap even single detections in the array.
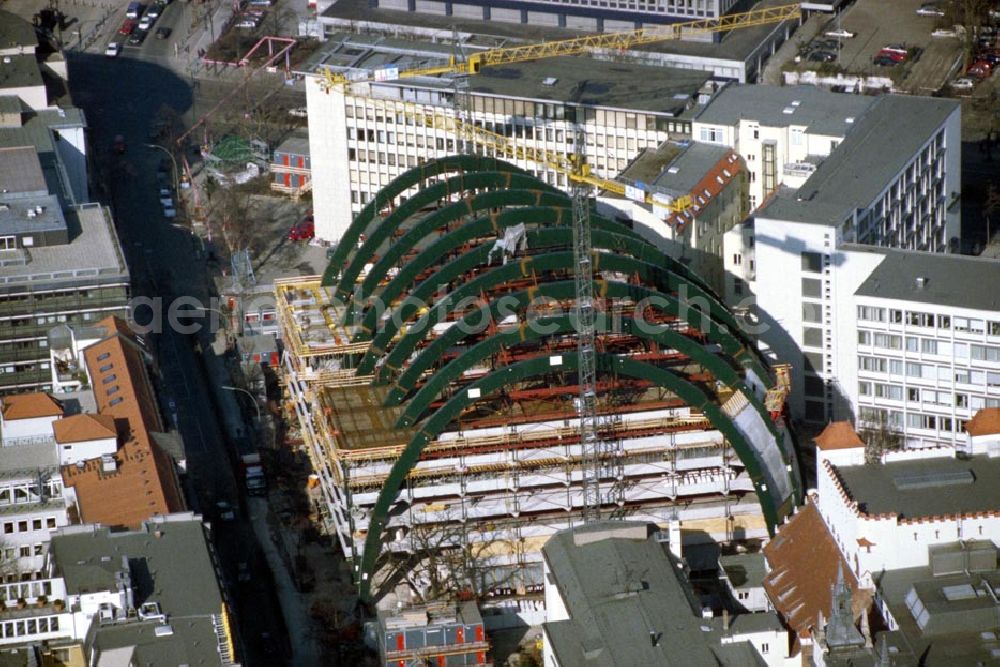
[
  {"xmin": 711, "ymin": 89, "xmax": 968, "ymax": 431},
  {"xmin": 307, "ymin": 54, "xmax": 710, "ymax": 243},
  {"xmin": 692, "ymin": 85, "xmax": 876, "ymax": 210},
  {"xmin": 812, "ymin": 422, "xmax": 1000, "ymax": 588}
]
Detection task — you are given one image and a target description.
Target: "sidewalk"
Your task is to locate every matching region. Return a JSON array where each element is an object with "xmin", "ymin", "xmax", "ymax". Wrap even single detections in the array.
[{"xmin": 248, "ymin": 497, "xmax": 322, "ymax": 666}]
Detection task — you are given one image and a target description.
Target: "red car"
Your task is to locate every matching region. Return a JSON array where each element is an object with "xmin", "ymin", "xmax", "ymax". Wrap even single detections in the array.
[
  {"xmin": 877, "ymin": 49, "xmax": 907, "ymax": 63},
  {"xmin": 288, "ymin": 217, "xmax": 314, "ymax": 241},
  {"xmin": 967, "ymin": 61, "xmax": 992, "ymax": 78},
  {"xmin": 119, "ymin": 19, "xmax": 137, "ymax": 35}
]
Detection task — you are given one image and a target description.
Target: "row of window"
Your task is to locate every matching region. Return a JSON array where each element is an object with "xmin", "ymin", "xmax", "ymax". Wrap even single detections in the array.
[
  {"xmin": 0, "ymin": 615, "xmax": 61, "ymax": 640},
  {"xmin": 2, "ymin": 543, "xmax": 46, "ymax": 559},
  {"xmin": 857, "ymin": 307, "xmax": 1000, "ymax": 335},
  {"xmin": 858, "ymin": 382, "xmax": 985, "ymax": 408},
  {"xmin": 2, "ymin": 517, "xmax": 58, "ymax": 534}
]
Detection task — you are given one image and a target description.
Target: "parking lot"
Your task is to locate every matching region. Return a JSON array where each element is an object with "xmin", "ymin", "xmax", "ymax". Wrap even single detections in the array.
[{"xmin": 790, "ymin": 0, "xmax": 965, "ymax": 92}]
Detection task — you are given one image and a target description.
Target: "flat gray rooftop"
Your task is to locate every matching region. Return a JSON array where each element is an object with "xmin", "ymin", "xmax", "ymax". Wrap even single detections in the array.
[
  {"xmin": 0, "ymin": 54, "xmax": 42, "ymax": 91},
  {"xmin": 0, "ymin": 441, "xmax": 59, "ymax": 477},
  {"xmin": 88, "ymin": 618, "xmax": 223, "ymax": 667},
  {"xmin": 0, "ymin": 146, "xmax": 47, "ymax": 195},
  {"xmin": 0, "ymin": 106, "xmax": 87, "ymax": 205},
  {"xmin": 720, "ymin": 552, "xmax": 767, "ymax": 590},
  {"xmin": 51, "ymin": 515, "xmax": 223, "ymax": 617},
  {"xmin": 469, "ymin": 57, "xmax": 710, "ymax": 114},
  {"xmin": 0, "ymin": 204, "xmax": 128, "ymax": 292},
  {"xmin": 853, "ymin": 246, "xmax": 1000, "ymax": 313},
  {"xmin": 694, "ymin": 83, "xmax": 874, "ymax": 135},
  {"xmin": 834, "ymin": 455, "xmax": 1000, "ymax": 519},
  {"xmin": 542, "ymin": 521, "xmax": 766, "ymax": 666},
  {"xmin": 0, "ymin": 192, "xmax": 65, "ymax": 236},
  {"xmin": 275, "ymin": 132, "xmax": 310, "ymax": 157},
  {"xmin": 321, "ymin": 0, "xmax": 798, "ymax": 63},
  {"xmin": 758, "ymin": 95, "xmax": 959, "ymax": 225},
  {"xmin": 876, "ymin": 565, "xmax": 1000, "ymax": 664},
  {"xmin": 0, "ymin": 10, "xmax": 37, "ymax": 51},
  {"xmin": 653, "ymin": 142, "xmax": 732, "ymax": 194}
]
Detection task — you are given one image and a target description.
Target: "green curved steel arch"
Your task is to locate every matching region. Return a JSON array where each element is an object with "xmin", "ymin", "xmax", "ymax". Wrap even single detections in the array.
[
  {"xmin": 322, "ymin": 155, "xmax": 530, "ymax": 286},
  {"xmin": 396, "ymin": 313, "xmax": 745, "ymax": 428},
  {"xmin": 357, "ymin": 223, "xmax": 645, "ymax": 340},
  {"xmin": 345, "ymin": 194, "xmax": 583, "ymax": 328},
  {"xmin": 362, "ymin": 250, "xmax": 750, "ymax": 377},
  {"xmin": 384, "ymin": 279, "xmax": 765, "ymax": 406},
  {"xmin": 356, "ymin": 352, "xmax": 792, "ymax": 602},
  {"xmin": 335, "ymin": 172, "xmax": 561, "ymax": 298}
]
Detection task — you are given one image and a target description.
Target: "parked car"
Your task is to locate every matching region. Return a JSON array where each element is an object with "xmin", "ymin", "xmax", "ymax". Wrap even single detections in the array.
[
  {"xmin": 105, "ymin": 41, "xmax": 121, "ymax": 57},
  {"xmin": 215, "ymin": 501, "xmax": 236, "ymax": 522},
  {"xmin": 967, "ymin": 60, "xmax": 993, "ymax": 78},
  {"xmin": 916, "ymin": 4, "xmax": 945, "ymax": 16},
  {"xmin": 812, "ymin": 39, "xmax": 841, "ymax": 51},
  {"xmin": 977, "ymin": 52, "xmax": 1000, "ymax": 66},
  {"xmin": 932, "ymin": 27, "xmax": 960, "ymax": 37},
  {"xmin": 825, "ymin": 29, "xmax": 855, "ymax": 39},
  {"xmin": 882, "ymin": 44, "xmax": 908, "ymax": 55},
  {"xmin": 809, "ymin": 50, "xmax": 838, "ymax": 63},
  {"xmin": 235, "ymin": 19, "xmax": 260, "ymax": 29},
  {"xmin": 877, "ymin": 49, "xmax": 907, "ymax": 62},
  {"xmin": 159, "ymin": 196, "xmax": 174, "ymax": 208},
  {"xmin": 288, "ymin": 218, "xmax": 315, "ymax": 241},
  {"xmin": 155, "ymin": 26, "xmax": 171, "ymax": 39},
  {"xmin": 288, "ymin": 107, "xmax": 308, "ymax": 118},
  {"xmin": 146, "ymin": 5, "xmax": 160, "ymax": 18},
  {"xmin": 118, "ymin": 19, "xmax": 137, "ymax": 35},
  {"xmin": 138, "ymin": 15, "xmax": 154, "ymax": 31},
  {"xmin": 950, "ymin": 77, "xmax": 976, "ymax": 90},
  {"xmin": 128, "ymin": 31, "xmax": 146, "ymax": 45},
  {"xmin": 162, "ymin": 206, "xmax": 177, "ymax": 219},
  {"xmin": 873, "ymin": 55, "xmax": 899, "ymax": 67}
]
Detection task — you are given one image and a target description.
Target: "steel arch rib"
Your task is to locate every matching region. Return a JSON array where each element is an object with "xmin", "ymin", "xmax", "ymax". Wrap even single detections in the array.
[
  {"xmin": 356, "ymin": 223, "xmax": 642, "ymax": 340},
  {"xmin": 356, "ymin": 352, "xmax": 788, "ymax": 602},
  {"xmin": 346, "ymin": 193, "xmax": 578, "ymax": 328},
  {"xmin": 322, "ymin": 155, "xmax": 530, "ymax": 287},
  {"xmin": 362, "ymin": 250, "xmax": 752, "ymax": 377},
  {"xmin": 385, "ymin": 279, "xmax": 763, "ymax": 407},
  {"xmin": 335, "ymin": 172, "xmax": 561, "ymax": 298},
  {"xmin": 396, "ymin": 313, "xmax": 745, "ymax": 428}
]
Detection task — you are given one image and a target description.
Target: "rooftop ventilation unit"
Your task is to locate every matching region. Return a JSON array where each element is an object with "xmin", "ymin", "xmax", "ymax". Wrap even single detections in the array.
[
  {"xmin": 782, "ymin": 107, "xmax": 796, "ymax": 114},
  {"xmin": 845, "ymin": 117, "xmax": 855, "ymax": 124},
  {"xmin": 915, "ymin": 276, "xmax": 929, "ymax": 289},
  {"xmin": 154, "ymin": 625, "xmax": 174, "ymax": 637},
  {"xmin": 101, "ymin": 455, "xmax": 117, "ymax": 473},
  {"xmin": 541, "ymin": 77, "xmax": 558, "ymax": 86}
]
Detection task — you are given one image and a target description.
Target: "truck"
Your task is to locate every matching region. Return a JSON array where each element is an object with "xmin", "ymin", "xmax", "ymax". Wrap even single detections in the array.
[{"xmin": 241, "ymin": 452, "xmax": 266, "ymax": 496}]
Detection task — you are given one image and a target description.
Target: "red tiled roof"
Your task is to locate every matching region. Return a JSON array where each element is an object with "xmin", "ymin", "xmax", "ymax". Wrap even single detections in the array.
[
  {"xmin": 814, "ymin": 421, "xmax": 865, "ymax": 451},
  {"xmin": 661, "ymin": 151, "xmax": 744, "ymax": 231},
  {"xmin": 62, "ymin": 318, "xmax": 184, "ymax": 528},
  {"xmin": 763, "ymin": 503, "xmax": 870, "ymax": 638},
  {"xmin": 1, "ymin": 392, "xmax": 63, "ymax": 420},
  {"xmin": 52, "ymin": 413, "xmax": 117, "ymax": 444},
  {"xmin": 965, "ymin": 408, "xmax": 1000, "ymax": 437}
]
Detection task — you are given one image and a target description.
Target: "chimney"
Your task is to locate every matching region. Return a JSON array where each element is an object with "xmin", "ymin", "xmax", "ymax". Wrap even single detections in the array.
[
  {"xmin": 649, "ymin": 631, "xmax": 662, "ymax": 647},
  {"xmin": 723, "ymin": 608, "xmax": 730, "ymax": 631},
  {"xmin": 915, "ymin": 276, "xmax": 928, "ymax": 289}
]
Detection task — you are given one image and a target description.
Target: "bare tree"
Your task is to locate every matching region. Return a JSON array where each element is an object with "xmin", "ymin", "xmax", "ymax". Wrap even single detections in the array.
[
  {"xmin": 858, "ymin": 412, "xmax": 903, "ymax": 465},
  {"xmin": 380, "ymin": 507, "xmax": 522, "ymax": 603}
]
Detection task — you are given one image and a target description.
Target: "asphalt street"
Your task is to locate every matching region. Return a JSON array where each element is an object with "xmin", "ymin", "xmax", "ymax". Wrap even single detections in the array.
[{"xmin": 66, "ymin": 49, "xmax": 296, "ymax": 666}]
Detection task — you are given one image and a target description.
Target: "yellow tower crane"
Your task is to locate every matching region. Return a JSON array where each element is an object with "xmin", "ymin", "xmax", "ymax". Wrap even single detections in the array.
[{"xmin": 320, "ymin": 3, "xmax": 801, "ymax": 212}]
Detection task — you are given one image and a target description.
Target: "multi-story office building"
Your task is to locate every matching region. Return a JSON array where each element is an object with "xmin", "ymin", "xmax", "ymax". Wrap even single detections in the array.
[
  {"xmin": 307, "ymin": 52, "xmax": 712, "ymax": 242},
  {"xmin": 712, "ymin": 90, "xmax": 966, "ymax": 431},
  {"xmin": 0, "ymin": 11, "xmax": 129, "ymax": 394},
  {"xmin": 0, "ymin": 178, "xmax": 130, "ymax": 393},
  {"xmin": 369, "ymin": 0, "xmax": 744, "ymax": 29}
]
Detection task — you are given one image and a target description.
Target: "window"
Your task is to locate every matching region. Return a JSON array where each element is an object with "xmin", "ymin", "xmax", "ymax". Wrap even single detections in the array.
[
  {"xmin": 802, "ymin": 278, "xmax": 822, "ymax": 298},
  {"xmin": 921, "ymin": 339, "xmax": 938, "ymax": 354},
  {"xmin": 46, "ymin": 518, "xmax": 55, "ymax": 529},
  {"xmin": 857, "ymin": 306, "xmax": 885, "ymax": 322},
  {"xmin": 802, "ymin": 303, "xmax": 823, "ymax": 324},
  {"xmin": 801, "ymin": 252, "xmax": 823, "ymax": 273},
  {"xmin": 971, "ymin": 345, "xmax": 1000, "ymax": 362},
  {"xmin": 761, "ymin": 643, "xmax": 769, "ymax": 655},
  {"xmin": 790, "ymin": 127, "xmax": 803, "ymax": 146},
  {"xmin": 937, "ymin": 314, "xmax": 950, "ymax": 329},
  {"xmin": 890, "ymin": 309, "xmax": 903, "ymax": 324},
  {"xmin": 101, "ymin": 374, "xmax": 117, "ymax": 384},
  {"xmin": 31, "ymin": 520, "xmax": 40, "ymax": 531},
  {"xmin": 698, "ymin": 126, "xmax": 723, "ymax": 143},
  {"xmin": 96, "ymin": 352, "xmax": 110, "ymax": 361},
  {"xmin": 803, "ymin": 327, "xmax": 823, "ymax": 347},
  {"xmin": 905, "ymin": 337, "xmax": 919, "ymax": 353},
  {"xmin": 99, "ymin": 363, "xmax": 113, "ymax": 373},
  {"xmin": 858, "ymin": 330, "xmax": 871, "ymax": 345},
  {"xmin": 874, "ymin": 333, "xmax": 901, "ymax": 350},
  {"xmin": 858, "ymin": 381, "xmax": 872, "ymax": 396},
  {"xmin": 109, "ymin": 397, "xmax": 124, "ymax": 406}
]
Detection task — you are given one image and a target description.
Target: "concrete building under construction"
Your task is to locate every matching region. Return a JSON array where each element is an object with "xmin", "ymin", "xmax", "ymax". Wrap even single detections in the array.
[{"xmin": 276, "ymin": 155, "xmax": 801, "ymax": 603}]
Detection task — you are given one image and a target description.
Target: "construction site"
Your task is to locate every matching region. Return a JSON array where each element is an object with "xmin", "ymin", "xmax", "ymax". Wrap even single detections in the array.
[
  {"xmin": 277, "ymin": 157, "xmax": 801, "ymax": 605},
  {"xmin": 275, "ymin": 3, "xmax": 805, "ymax": 612}
]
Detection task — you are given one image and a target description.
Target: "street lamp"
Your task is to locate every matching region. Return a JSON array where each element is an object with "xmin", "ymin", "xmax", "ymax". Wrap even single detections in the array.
[
  {"xmin": 143, "ymin": 143, "xmax": 180, "ymax": 195},
  {"xmin": 221, "ymin": 385, "xmax": 261, "ymax": 421}
]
